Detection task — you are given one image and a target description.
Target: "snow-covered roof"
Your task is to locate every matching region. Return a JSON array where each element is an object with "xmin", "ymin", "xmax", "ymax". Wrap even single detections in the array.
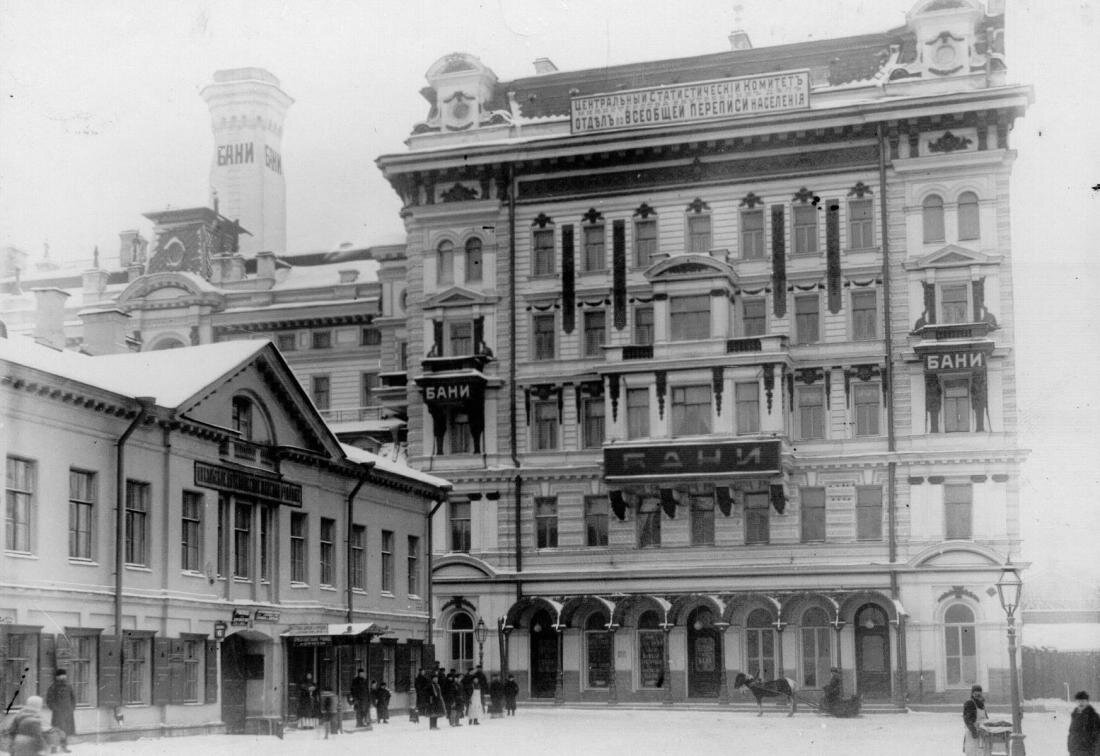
[
  {"xmin": 0, "ymin": 336, "xmax": 268, "ymax": 408},
  {"xmin": 340, "ymin": 442, "xmax": 451, "ymax": 491},
  {"xmin": 272, "ymin": 258, "xmax": 380, "ymax": 290}
]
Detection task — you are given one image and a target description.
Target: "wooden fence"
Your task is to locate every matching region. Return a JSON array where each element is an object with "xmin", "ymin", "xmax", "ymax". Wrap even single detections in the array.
[{"xmin": 1022, "ymin": 647, "xmax": 1100, "ymax": 700}]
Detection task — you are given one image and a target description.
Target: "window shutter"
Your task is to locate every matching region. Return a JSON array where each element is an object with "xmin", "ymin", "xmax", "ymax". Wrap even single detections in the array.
[
  {"xmin": 562, "ymin": 224, "xmax": 575, "ymax": 333},
  {"xmin": 152, "ymin": 637, "xmax": 172, "ymax": 706},
  {"xmin": 826, "ymin": 200, "xmax": 842, "ymax": 313},
  {"xmin": 612, "ymin": 220, "xmax": 627, "ymax": 330},
  {"xmin": 770, "ymin": 206, "xmax": 787, "ymax": 317},
  {"xmin": 38, "ymin": 634, "xmax": 56, "ymax": 696},
  {"xmin": 98, "ymin": 636, "xmax": 122, "ymax": 709},
  {"xmin": 394, "ymin": 644, "xmax": 411, "ymax": 692},
  {"xmin": 204, "ymin": 640, "xmax": 218, "ymax": 704},
  {"xmin": 169, "ymin": 638, "xmax": 185, "ymax": 704}
]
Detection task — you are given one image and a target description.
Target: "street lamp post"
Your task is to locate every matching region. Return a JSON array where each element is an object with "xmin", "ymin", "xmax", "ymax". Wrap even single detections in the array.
[
  {"xmin": 474, "ymin": 617, "xmax": 489, "ymax": 669},
  {"xmin": 995, "ymin": 564, "xmax": 1026, "ymax": 756}
]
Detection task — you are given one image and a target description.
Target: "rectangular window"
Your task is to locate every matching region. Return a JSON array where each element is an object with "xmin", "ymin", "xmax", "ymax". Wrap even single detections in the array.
[
  {"xmin": 857, "ymin": 486, "xmax": 883, "ymax": 541},
  {"xmin": 535, "ymin": 497, "xmax": 558, "ymax": 549},
  {"xmin": 182, "ymin": 639, "xmax": 201, "ymax": 703},
  {"xmin": 742, "ymin": 299, "xmax": 766, "ymax": 337},
  {"xmin": 311, "ymin": 330, "xmax": 332, "ymax": 349},
  {"xmin": 360, "ymin": 327, "xmax": 382, "ymax": 346},
  {"xmin": 437, "ymin": 244, "xmax": 454, "ymax": 285},
  {"xmin": 5, "ymin": 457, "xmax": 35, "ymax": 553},
  {"xmin": 122, "ymin": 635, "xmax": 150, "ymax": 705},
  {"xmin": 944, "ymin": 484, "xmax": 972, "ymax": 540},
  {"xmin": 533, "ymin": 228, "xmax": 555, "ymax": 276},
  {"xmin": 532, "ymin": 314, "xmax": 555, "ymax": 360},
  {"xmin": 234, "ymin": 501, "xmax": 252, "ymax": 578},
  {"xmin": 407, "ymin": 536, "xmax": 420, "ymax": 596},
  {"xmin": 581, "ymin": 397, "xmax": 605, "ymax": 449},
  {"xmin": 398, "ymin": 342, "xmax": 408, "ymax": 371},
  {"xmin": 276, "ymin": 333, "xmax": 296, "ymax": 352},
  {"xmin": 854, "ymin": 383, "xmax": 881, "ymax": 436},
  {"xmin": 943, "ymin": 378, "xmax": 971, "ymax": 433},
  {"xmin": 450, "ymin": 501, "xmax": 471, "ymax": 553},
  {"xmin": 125, "ymin": 480, "xmax": 149, "ymax": 566},
  {"xmin": 941, "ymin": 284, "xmax": 970, "ymax": 324},
  {"xmin": 449, "ymin": 321, "xmax": 473, "ymax": 355},
  {"xmin": 735, "ymin": 381, "xmax": 760, "ymax": 434},
  {"xmin": 633, "ymin": 306, "xmax": 654, "ymax": 346},
  {"xmin": 465, "ymin": 240, "xmax": 482, "ymax": 283},
  {"xmin": 741, "ymin": 210, "xmax": 765, "ymax": 259},
  {"xmin": 670, "ymin": 295, "xmax": 711, "ymax": 341},
  {"xmin": 800, "ymin": 487, "xmax": 826, "ymax": 543},
  {"xmin": 381, "ymin": 530, "xmax": 394, "ymax": 593},
  {"xmin": 69, "ymin": 469, "xmax": 95, "ymax": 560},
  {"xmin": 320, "ymin": 517, "xmax": 335, "ymax": 586},
  {"xmin": 583, "ymin": 310, "xmax": 606, "ymax": 357},
  {"xmin": 361, "ymin": 372, "xmax": 379, "ymax": 407},
  {"xmin": 848, "ymin": 199, "xmax": 873, "ymax": 249},
  {"xmin": 583, "ymin": 225, "xmax": 605, "ymax": 271},
  {"xmin": 448, "ymin": 410, "xmax": 472, "ymax": 455},
  {"xmin": 795, "ymin": 295, "xmax": 820, "ymax": 344},
  {"xmin": 259, "ymin": 506, "xmax": 271, "ymax": 581},
  {"xmin": 793, "ymin": 204, "xmax": 818, "ymax": 255},
  {"xmin": 69, "ymin": 634, "xmax": 96, "ymax": 706},
  {"xmin": 584, "ymin": 496, "xmax": 609, "ymax": 547},
  {"xmin": 290, "ymin": 512, "xmax": 307, "ymax": 583},
  {"xmin": 634, "ymin": 219, "xmax": 657, "ymax": 266},
  {"xmin": 533, "ymin": 400, "xmax": 558, "ymax": 450},
  {"xmin": 801, "ymin": 626, "xmax": 832, "ymax": 689},
  {"xmin": 690, "ymin": 495, "xmax": 715, "ymax": 546},
  {"xmin": 687, "ymin": 214, "xmax": 712, "ymax": 254},
  {"xmin": 745, "ymin": 491, "xmax": 770, "ymax": 545},
  {"xmin": 351, "ymin": 525, "xmax": 366, "ymax": 590},
  {"xmin": 797, "ymin": 386, "xmax": 826, "ymax": 440},
  {"xmin": 311, "ymin": 375, "xmax": 330, "ymax": 411},
  {"xmin": 181, "ymin": 491, "xmax": 203, "ymax": 571},
  {"xmin": 671, "ymin": 385, "xmax": 711, "ymax": 436},
  {"xmin": 3, "ymin": 634, "xmax": 37, "ymax": 707},
  {"xmin": 852, "ymin": 290, "xmax": 877, "ymax": 340},
  {"xmin": 638, "ymin": 498, "xmax": 661, "ymax": 548},
  {"xmin": 626, "ymin": 388, "xmax": 650, "ymax": 439}
]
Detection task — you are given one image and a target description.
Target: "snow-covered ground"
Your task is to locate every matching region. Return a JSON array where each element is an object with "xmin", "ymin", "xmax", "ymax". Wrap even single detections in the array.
[{"xmin": 70, "ymin": 706, "xmax": 1073, "ymax": 755}]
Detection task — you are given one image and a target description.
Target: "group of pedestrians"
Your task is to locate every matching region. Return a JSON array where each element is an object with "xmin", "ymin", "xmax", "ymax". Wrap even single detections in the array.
[
  {"xmin": 413, "ymin": 665, "xmax": 519, "ymax": 730},
  {"xmin": 2, "ymin": 669, "xmax": 76, "ymax": 755},
  {"xmin": 296, "ymin": 669, "xmax": 395, "ymax": 737}
]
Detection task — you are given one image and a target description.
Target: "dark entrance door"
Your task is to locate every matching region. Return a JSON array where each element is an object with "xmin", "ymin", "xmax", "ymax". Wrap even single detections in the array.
[
  {"xmin": 221, "ymin": 634, "xmax": 249, "ymax": 733},
  {"xmin": 854, "ymin": 604, "xmax": 891, "ymax": 699},
  {"xmin": 529, "ymin": 610, "xmax": 558, "ymax": 698},
  {"xmin": 687, "ymin": 607, "xmax": 720, "ymax": 697}
]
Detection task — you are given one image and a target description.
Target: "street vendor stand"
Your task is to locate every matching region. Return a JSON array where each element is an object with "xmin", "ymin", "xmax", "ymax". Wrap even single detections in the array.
[{"xmin": 980, "ymin": 722, "xmax": 1014, "ymax": 756}]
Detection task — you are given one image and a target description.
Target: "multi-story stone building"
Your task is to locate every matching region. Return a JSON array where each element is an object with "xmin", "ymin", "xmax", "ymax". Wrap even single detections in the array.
[{"xmin": 375, "ymin": 0, "xmax": 1030, "ymax": 706}]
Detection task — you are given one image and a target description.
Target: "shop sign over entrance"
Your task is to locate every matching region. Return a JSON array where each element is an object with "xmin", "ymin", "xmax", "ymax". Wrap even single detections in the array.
[{"xmin": 605, "ymin": 440, "xmax": 781, "ymax": 480}]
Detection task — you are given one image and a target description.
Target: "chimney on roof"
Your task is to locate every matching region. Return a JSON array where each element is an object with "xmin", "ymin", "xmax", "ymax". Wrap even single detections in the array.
[
  {"xmin": 32, "ymin": 287, "xmax": 69, "ymax": 350},
  {"xmin": 533, "ymin": 57, "xmax": 558, "ymax": 75},
  {"xmin": 80, "ymin": 307, "xmax": 131, "ymax": 355},
  {"xmin": 83, "ymin": 266, "xmax": 110, "ymax": 303},
  {"xmin": 729, "ymin": 30, "xmax": 752, "ymax": 51},
  {"xmin": 256, "ymin": 249, "xmax": 276, "ymax": 285}
]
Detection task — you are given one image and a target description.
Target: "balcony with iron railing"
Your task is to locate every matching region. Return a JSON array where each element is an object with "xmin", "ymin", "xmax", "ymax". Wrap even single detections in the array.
[
  {"xmin": 606, "ymin": 334, "xmax": 789, "ymax": 364},
  {"xmin": 318, "ymin": 405, "xmax": 394, "ymax": 424}
]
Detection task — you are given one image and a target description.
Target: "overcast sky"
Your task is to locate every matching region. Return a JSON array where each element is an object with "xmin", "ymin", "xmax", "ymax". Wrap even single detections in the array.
[{"xmin": 1, "ymin": 0, "xmax": 1097, "ymax": 585}]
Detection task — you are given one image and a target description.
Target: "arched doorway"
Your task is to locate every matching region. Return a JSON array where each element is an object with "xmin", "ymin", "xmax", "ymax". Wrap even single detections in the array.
[
  {"xmin": 221, "ymin": 631, "xmax": 268, "ymax": 733},
  {"xmin": 687, "ymin": 606, "xmax": 721, "ymax": 697},
  {"xmin": 583, "ymin": 612, "xmax": 611, "ymax": 689},
  {"xmin": 854, "ymin": 604, "xmax": 890, "ymax": 698},
  {"xmin": 529, "ymin": 609, "xmax": 558, "ymax": 698}
]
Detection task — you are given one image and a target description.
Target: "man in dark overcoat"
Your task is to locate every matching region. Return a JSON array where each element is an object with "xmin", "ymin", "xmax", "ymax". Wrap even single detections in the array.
[
  {"xmin": 45, "ymin": 669, "xmax": 76, "ymax": 753},
  {"xmin": 1068, "ymin": 690, "xmax": 1100, "ymax": 755},
  {"xmin": 349, "ymin": 668, "xmax": 370, "ymax": 728}
]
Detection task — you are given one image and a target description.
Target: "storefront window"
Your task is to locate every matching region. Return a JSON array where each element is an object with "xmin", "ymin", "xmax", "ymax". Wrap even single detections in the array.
[{"xmin": 637, "ymin": 611, "xmax": 665, "ymax": 689}]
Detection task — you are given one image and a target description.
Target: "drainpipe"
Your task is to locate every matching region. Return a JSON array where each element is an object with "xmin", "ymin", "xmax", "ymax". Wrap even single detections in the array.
[
  {"xmin": 345, "ymin": 466, "xmax": 372, "ymax": 624},
  {"xmin": 506, "ymin": 163, "xmax": 524, "ymax": 603},
  {"xmin": 114, "ymin": 396, "xmax": 156, "ymax": 716},
  {"xmin": 426, "ymin": 496, "xmax": 448, "ymax": 666},
  {"xmin": 878, "ymin": 123, "xmax": 907, "ymax": 707}
]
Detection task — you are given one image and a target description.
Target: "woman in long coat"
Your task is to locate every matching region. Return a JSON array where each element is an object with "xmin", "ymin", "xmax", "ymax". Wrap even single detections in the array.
[
  {"xmin": 46, "ymin": 669, "xmax": 76, "ymax": 750},
  {"xmin": 297, "ymin": 673, "xmax": 320, "ymax": 729}
]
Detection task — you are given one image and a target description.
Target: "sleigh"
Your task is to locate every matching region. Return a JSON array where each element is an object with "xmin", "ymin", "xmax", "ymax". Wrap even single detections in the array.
[{"xmin": 828, "ymin": 695, "xmax": 862, "ymax": 718}]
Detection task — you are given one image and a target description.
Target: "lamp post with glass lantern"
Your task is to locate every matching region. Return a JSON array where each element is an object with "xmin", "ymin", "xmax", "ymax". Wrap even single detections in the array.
[
  {"xmin": 475, "ymin": 617, "xmax": 489, "ymax": 668},
  {"xmin": 995, "ymin": 564, "xmax": 1026, "ymax": 756}
]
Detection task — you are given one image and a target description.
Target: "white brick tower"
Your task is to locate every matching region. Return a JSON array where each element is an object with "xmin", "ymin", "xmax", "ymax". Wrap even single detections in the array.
[{"xmin": 200, "ymin": 68, "xmax": 293, "ymax": 257}]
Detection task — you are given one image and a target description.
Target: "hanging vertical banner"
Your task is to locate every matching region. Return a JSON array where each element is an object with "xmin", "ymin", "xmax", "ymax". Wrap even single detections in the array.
[
  {"xmin": 562, "ymin": 224, "xmax": 575, "ymax": 334},
  {"xmin": 826, "ymin": 200, "xmax": 842, "ymax": 313},
  {"xmin": 612, "ymin": 220, "xmax": 627, "ymax": 329},
  {"xmin": 771, "ymin": 205, "xmax": 787, "ymax": 318}
]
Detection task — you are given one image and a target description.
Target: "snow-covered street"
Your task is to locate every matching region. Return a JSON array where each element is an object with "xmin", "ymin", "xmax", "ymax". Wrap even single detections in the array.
[{"xmin": 70, "ymin": 705, "xmax": 1071, "ymax": 755}]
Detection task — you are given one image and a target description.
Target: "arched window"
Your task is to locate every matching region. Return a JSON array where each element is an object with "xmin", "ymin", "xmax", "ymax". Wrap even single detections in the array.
[
  {"xmin": 745, "ymin": 609, "xmax": 776, "ymax": 680},
  {"xmin": 584, "ymin": 612, "xmax": 611, "ymax": 689},
  {"xmin": 449, "ymin": 612, "xmax": 475, "ymax": 671},
  {"xmin": 637, "ymin": 610, "xmax": 665, "ymax": 689},
  {"xmin": 465, "ymin": 238, "xmax": 483, "ymax": 283},
  {"xmin": 922, "ymin": 195, "xmax": 945, "ymax": 242},
  {"xmin": 800, "ymin": 607, "xmax": 832, "ymax": 688},
  {"xmin": 944, "ymin": 604, "xmax": 977, "ymax": 687},
  {"xmin": 957, "ymin": 192, "xmax": 980, "ymax": 241},
  {"xmin": 437, "ymin": 240, "xmax": 455, "ymax": 285}
]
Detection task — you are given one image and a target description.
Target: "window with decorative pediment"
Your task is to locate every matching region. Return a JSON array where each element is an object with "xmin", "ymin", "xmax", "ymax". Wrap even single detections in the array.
[
  {"xmin": 583, "ymin": 310, "xmax": 606, "ymax": 357},
  {"xmin": 854, "ymin": 383, "xmax": 882, "ymax": 437},
  {"xmin": 533, "ymin": 227, "xmax": 555, "ymax": 276},
  {"xmin": 742, "ymin": 298, "xmax": 766, "ymax": 337},
  {"xmin": 687, "ymin": 214, "xmax": 712, "ymax": 255},
  {"xmin": 793, "ymin": 204, "xmax": 818, "ymax": 255},
  {"xmin": 794, "ymin": 295, "xmax": 820, "ymax": 344},
  {"xmin": 944, "ymin": 604, "xmax": 977, "ymax": 687},
  {"xmin": 796, "ymin": 385, "xmax": 826, "ymax": 440},
  {"xmin": 583, "ymin": 224, "xmax": 606, "ymax": 272},
  {"xmin": 849, "ymin": 199, "xmax": 874, "ymax": 249},
  {"xmin": 532, "ymin": 400, "xmax": 559, "ymax": 451},
  {"xmin": 852, "ymin": 289, "xmax": 878, "ymax": 340},
  {"xmin": 634, "ymin": 218, "xmax": 658, "ymax": 266},
  {"xmin": 532, "ymin": 313, "xmax": 555, "ymax": 360},
  {"xmin": 741, "ymin": 209, "xmax": 765, "ymax": 259}
]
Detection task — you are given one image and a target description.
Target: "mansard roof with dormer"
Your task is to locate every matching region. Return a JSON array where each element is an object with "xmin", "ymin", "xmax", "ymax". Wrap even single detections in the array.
[
  {"xmin": 905, "ymin": 244, "xmax": 1002, "ymax": 271},
  {"xmin": 422, "ymin": 285, "xmax": 499, "ymax": 310}
]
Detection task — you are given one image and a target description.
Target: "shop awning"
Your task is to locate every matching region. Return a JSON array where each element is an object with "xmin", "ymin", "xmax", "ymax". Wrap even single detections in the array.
[{"xmin": 281, "ymin": 622, "xmax": 390, "ymax": 646}]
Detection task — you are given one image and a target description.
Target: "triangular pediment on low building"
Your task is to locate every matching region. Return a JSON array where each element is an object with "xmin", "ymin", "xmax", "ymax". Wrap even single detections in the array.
[
  {"xmin": 905, "ymin": 244, "xmax": 1000, "ymax": 271},
  {"xmin": 422, "ymin": 285, "xmax": 499, "ymax": 310}
]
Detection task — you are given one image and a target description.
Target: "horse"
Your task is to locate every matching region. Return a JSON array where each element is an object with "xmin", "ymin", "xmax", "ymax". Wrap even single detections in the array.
[{"xmin": 733, "ymin": 672, "xmax": 798, "ymax": 716}]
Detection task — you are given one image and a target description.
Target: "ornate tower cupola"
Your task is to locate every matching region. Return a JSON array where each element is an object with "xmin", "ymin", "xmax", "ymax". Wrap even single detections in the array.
[
  {"xmin": 905, "ymin": 0, "xmax": 991, "ymax": 78},
  {"xmin": 422, "ymin": 53, "xmax": 499, "ymax": 133}
]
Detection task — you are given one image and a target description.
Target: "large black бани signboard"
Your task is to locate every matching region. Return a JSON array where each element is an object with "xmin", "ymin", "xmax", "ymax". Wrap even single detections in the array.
[{"xmin": 604, "ymin": 440, "xmax": 781, "ymax": 480}]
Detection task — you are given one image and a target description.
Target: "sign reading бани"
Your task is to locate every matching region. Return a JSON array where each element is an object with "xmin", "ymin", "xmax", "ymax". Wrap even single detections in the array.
[
  {"xmin": 604, "ymin": 440, "xmax": 781, "ymax": 480},
  {"xmin": 571, "ymin": 70, "xmax": 810, "ymax": 135}
]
